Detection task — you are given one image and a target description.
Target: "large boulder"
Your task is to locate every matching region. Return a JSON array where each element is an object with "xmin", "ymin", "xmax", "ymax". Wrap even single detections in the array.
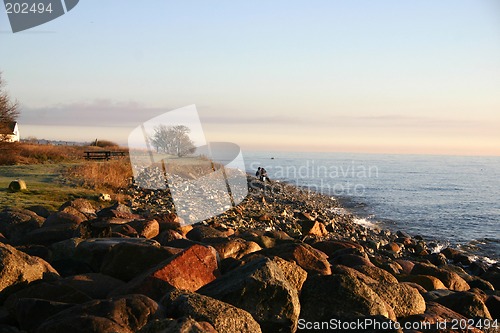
[
  {"xmin": 43, "ymin": 211, "xmax": 83, "ymax": 228},
  {"xmin": 435, "ymin": 291, "xmax": 492, "ymax": 320},
  {"xmin": 37, "ymin": 294, "xmax": 161, "ymax": 333},
  {"xmin": 138, "ymin": 317, "xmax": 217, "ymax": 333},
  {"xmin": 100, "ymin": 242, "xmax": 181, "ymax": 281},
  {"xmin": 0, "ymin": 243, "xmax": 58, "ymax": 296},
  {"xmin": 110, "ymin": 244, "xmax": 219, "ymax": 300},
  {"xmin": 256, "ymin": 243, "xmax": 331, "ymax": 275},
  {"xmin": 199, "ymin": 257, "xmax": 301, "ymax": 333},
  {"xmin": 398, "ymin": 274, "xmax": 447, "ymax": 291},
  {"xmin": 55, "ymin": 273, "xmax": 125, "ymax": 299},
  {"xmin": 25, "ymin": 223, "xmax": 80, "ymax": 245},
  {"xmin": 0, "ymin": 208, "xmax": 44, "ymax": 244},
  {"xmin": 210, "ymin": 238, "xmax": 262, "ymax": 260},
  {"xmin": 299, "ymin": 274, "xmax": 395, "ymax": 322},
  {"xmin": 12, "ymin": 298, "xmax": 74, "ymax": 331},
  {"xmin": 165, "ymin": 292, "xmax": 262, "ymax": 333},
  {"xmin": 411, "ymin": 262, "xmax": 470, "ymax": 291}
]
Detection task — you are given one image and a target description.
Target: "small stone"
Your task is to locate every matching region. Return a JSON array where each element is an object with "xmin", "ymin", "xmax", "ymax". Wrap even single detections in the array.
[{"xmin": 8, "ymin": 180, "xmax": 27, "ymax": 192}]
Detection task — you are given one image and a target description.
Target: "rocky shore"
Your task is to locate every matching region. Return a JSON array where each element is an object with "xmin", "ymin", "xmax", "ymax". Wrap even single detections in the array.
[{"xmin": 0, "ymin": 177, "xmax": 498, "ymax": 333}]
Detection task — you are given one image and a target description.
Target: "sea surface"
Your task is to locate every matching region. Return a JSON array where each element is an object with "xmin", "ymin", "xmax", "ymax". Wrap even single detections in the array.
[{"xmin": 244, "ymin": 152, "xmax": 500, "ymax": 263}]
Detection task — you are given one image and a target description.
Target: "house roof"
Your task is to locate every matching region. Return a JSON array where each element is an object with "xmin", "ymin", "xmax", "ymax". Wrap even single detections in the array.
[{"xmin": 0, "ymin": 121, "xmax": 17, "ymax": 135}]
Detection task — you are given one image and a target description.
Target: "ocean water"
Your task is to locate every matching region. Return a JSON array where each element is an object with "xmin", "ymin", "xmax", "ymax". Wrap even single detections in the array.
[{"xmin": 244, "ymin": 152, "xmax": 500, "ymax": 262}]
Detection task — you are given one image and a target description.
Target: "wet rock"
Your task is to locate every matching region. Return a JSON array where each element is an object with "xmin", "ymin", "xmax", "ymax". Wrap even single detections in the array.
[
  {"xmin": 100, "ymin": 242, "xmax": 181, "ymax": 281},
  {"xmin": 440, "ymin": 247, "xmax": 461, "ymax": 260},
  {"xmin": 111, "ymin": 244, "xmax": 219, "ymax": 300},
  {"xmin": 199, "ymin": 257, "xmax": 300, "ymax": 333},
  {"xmin": 37, "ymin": 294, "xmax": 161, "ymax": 333},
  {"xmin": 165, "ymin": 292, "xmax": 262, "ymax": 333},
  {"xmin": 435, "ymin": 291, "xmax": 492, "ymax": 320},
  {"xmin": 411, "ymin": 262, "xmax": 470, "ymax": 291},
  {"xmin": 300, "ymin": 274, "xmax": 395, "ymax": 321},
  {"xmin": 0, "ymin": 243, "xmax": 59, "ymax": 297},
  {"xmin": 211, "ymin": 238, "xmax": 261, "ymax": 260}
]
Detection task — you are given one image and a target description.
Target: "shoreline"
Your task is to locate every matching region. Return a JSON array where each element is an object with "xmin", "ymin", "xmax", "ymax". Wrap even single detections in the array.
[{"xmin": 0, "ymin": 176, "xmax": 498, "ymax": 332}]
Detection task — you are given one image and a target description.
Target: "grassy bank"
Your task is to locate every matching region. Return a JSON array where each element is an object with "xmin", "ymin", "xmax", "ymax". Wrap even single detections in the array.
[{"xmin": 0, "ymin": 164, "xmax": 97, "ymax": 210}]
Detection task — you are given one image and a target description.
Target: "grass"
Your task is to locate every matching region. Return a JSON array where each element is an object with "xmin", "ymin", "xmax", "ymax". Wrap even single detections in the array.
[{"xmin": 0, "ymin": 164, "xmax": 98, "ymax": 211}]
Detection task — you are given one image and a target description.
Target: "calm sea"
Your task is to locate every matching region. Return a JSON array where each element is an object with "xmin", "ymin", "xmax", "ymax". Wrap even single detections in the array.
[{"xmin": 244, "ymin": 152, "xmax": 500, "ymax": 263}]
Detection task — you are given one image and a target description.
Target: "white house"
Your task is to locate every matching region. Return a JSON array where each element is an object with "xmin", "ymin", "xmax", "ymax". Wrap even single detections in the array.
[{"xmin": 0, "ymin": 121, "xmax": 20, "ymax": 142}]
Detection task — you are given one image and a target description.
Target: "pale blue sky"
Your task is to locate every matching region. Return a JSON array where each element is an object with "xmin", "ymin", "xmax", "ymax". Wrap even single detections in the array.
[{"xmin": 1, "ymin": 1, "xmax": 499, "ymax": 155}]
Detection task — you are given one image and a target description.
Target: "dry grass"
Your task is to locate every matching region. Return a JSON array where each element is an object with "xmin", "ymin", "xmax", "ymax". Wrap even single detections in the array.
[
  {"xmin": 0, "ymin": 142, "xmax": 86, "ymax": 165},
  {"xmin": 65, "ymin": 160, "xmax": 133, "ymax": 192}
]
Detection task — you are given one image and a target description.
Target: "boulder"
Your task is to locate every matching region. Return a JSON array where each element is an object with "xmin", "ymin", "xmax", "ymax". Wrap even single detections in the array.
[
  {"xmin": 55, "ymin": 273, "xmax": 125, "ymax": 299},
  {"xmin": 110, "ymin": 244, "xmax": 219, "ymax": 300},
  {"xmin": 353, "ymin": 266, "xmax": 398, "ymax": 284},
  {"xmin": 435, "ymin": 291, "xmax": 492, "ymax": 320},
  {"xmin": 401, "ymin": 302, "xmax": 483, "ymax": 333},
  {"xmin": 96, "ymin": 203, "xmax": 139, "ymax": 219},
  {"xmin": 331, "ymin": 253, "xmax": 374, "ymax": 268},
  {"xmin": 49, "ymin": 237, "xmax": 84, "ymax": 261},
  {"xmin": 0, "ymin": 208, "xmax": 44, "ymax": 244},
  {"xmin": 300, "ymin": 220, "xmax": 327, "ymax": 237},
  {"xmin": 186, "ymin": 225, "xmax": 231, "ymax": 241},
  {"xmin": 74, "ymin": 238, "xmax": 160, "ymax": 272},
  {"xmin": 8, "ymin": 180, "xmax": 26, "ymax": 192},
  {"xmin": 43, "ymin": 211, "xmax": 83, "ymax": 228},
  {"xmin": 257, "ymin": 243, "xmax": 331, "ymax": 275},
  {"xmin": 37, "ymin": 294, "xmax": 161, "ymax": 333},
  {"xmin": 211, "ymin": 238, "xmax": 262, "ymax": 260},
  {"xmin": 311, "ymin": 240, "xmax": 364, "ymax": 257},
  {"xmin": 59, "ymin": 199, "xmax": 96, "ymax": 216},
  {"xmin": 370, "ymin": 282, "xmax": 426, "ymax": 318},
  {"xmin": 299, "ymin": 274, "xmax": 395, "ymax": 321},
  {"xmin": 485, "ymin": 295, "xmax": 499, "ymax": 320},
  {"xmin": 395, "ymin": 259, "xmax": 415, "ymax": 275},
  {"xmin": 165, "ymin": 292, "xmax": 262, "ymax": 333},
  {"xmin": 0, "ymin": 243, "xmax": 59, "ymax": 296},
  {"xmin": 199, "ymin": 257, "xmax": 301, "ymax": 333},
  {"xmin": 129, "ymin": 219, "xmax": 160, "ymax": 239},
  {"xmin": 398, "ymin": 274, "xmax": 447, "ymax": 291},
  {"xmin": 25, "ymin": 223, "xmax": 79, "ymax": 245},
  {"xmin": 411, "ymin": 262, "xmax": 470, "ymax": 291},
  {"xmin": 100, "ymin": 242, "xmax": 181, "ymax": 281},
  {"xmin": 12, "ymin": 298, "xmax": 74, "ymax": 331}
]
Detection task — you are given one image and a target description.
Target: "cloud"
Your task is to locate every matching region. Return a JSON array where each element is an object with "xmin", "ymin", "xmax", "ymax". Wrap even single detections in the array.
[{"xmin": 19, "ymin": 100, "xmax": 172, "ymax": 127}]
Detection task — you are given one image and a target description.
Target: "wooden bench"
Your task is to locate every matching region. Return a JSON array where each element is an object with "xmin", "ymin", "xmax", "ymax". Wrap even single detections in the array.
[{"xmin": 84, "ymin": 151, "xmax": 128, "ymax": 160}]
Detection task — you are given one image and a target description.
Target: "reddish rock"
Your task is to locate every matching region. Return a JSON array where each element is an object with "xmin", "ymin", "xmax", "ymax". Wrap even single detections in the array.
[
  {"xmin": 44, "ymin": 211, "xmax": 83, "ymax": 227},
  {"xmin": 111, "ymin": 244, "xmax": 219, "ymax": 300},
  {"xmin": 384, "ymin": 242, "xmax": 402, "ymax": 253},
  {"xmin": 353, "ymin": 265, "xmax": 398, "ymax": 284},
  {"xmin": 156, "ymin": 229, "xmax": 184, "ymax": 245},
  {"xmin": 0, "ymin": 208, "xmax": 44, "ymax": 244}
]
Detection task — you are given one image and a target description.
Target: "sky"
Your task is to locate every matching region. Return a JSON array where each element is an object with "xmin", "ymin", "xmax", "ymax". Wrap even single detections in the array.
[{"xmin": 1, "ymin": 0, "xmax": 499, "ymax": 156}]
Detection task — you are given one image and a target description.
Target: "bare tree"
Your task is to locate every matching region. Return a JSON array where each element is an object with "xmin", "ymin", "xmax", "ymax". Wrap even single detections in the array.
[
  {"xmin": 0, "ymin": 72, "xmax": 19, "ymax": 124},
  {"xmin": 150, "ymin": 125, "xmax": 195, "ymax": 157}
]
